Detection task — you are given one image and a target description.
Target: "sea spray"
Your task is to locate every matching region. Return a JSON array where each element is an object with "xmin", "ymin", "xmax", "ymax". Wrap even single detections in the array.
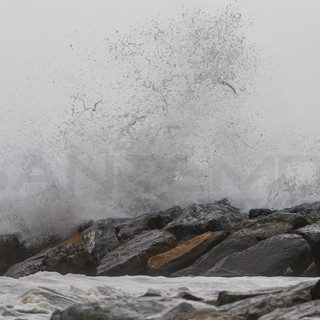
[{"xmin": 1, "ymin": 3, "xmax": 317, "ymax": 237}]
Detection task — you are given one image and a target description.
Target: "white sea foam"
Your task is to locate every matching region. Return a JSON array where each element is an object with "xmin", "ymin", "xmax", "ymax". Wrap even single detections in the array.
[{"xmin": 0, "ymin": 272, "xmax": 317, "ymax": 319}]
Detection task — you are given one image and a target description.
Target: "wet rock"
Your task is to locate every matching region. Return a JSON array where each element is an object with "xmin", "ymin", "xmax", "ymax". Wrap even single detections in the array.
[
  {"xmin": 51, "ymin": 300, "xmax": 164, "ymax": 320},
  {"xmin": 82, "ymin": 206, "xmax": 181, "ymax": 263},
  {"xmin": 0, "ymin": 234, "xmax": 27, "ymax": 275},
  {"xmin": 296, "ymin": 221, "xmax": 320, "ymax": 246},
  {"xmin": 296, "ymin": 221, "xmax": 320, "ymax": 274},
  {"xmin": 233, "ymin": 213, "xmax": 308, "ymax": 240},
  {"xmin": 216, "ymin": 289, "xmax": 282, "ymax": 306},
  {"xmin": 165, "ymin": 200, "xmax": 241, "ymax": 240},
  {"xmin": 175, "ymin": 231, "xmax": 258, "ymax": 276},
  {"xmin": 248, "ymin": 208, "xmax": 275, "ymax": 219},
  {"xmin": 206, "ymin": 234, "xmax": 312, "ymax": 277},
  {"xmin": 219, "ymin": 281, "xmax": 313, "ymax": 320},
  {"xmin": 117, "ymin": 206, "xmax": 182, "ymax": 240},
  {"xmin": 283, "ymin": 201, "xmax": 320, "ymax": 223},
  {"xmin": 5, "ymin": 233, "xmax": 96, "ymax": 278},
  {"xmin": 258, "ymin": 300, "xmax": 320, "ymax": 320},
  {"xmin": 170, "ymin": 309, "xmax": 245, "ymax": 320},
  {"xmin": 43, "ymin": 243, "xmax": 96, "ymax": 275},
  {"xmin": 82, "ymin": 218, "xmax": 125, "ymax": 263},
  {"xmin": 148, "ymin": 231, "xmax": 227, "ymax": 275},
  {"xmin": 5, "ymin": 251, "xmax": 45, "ymax": 278},
  {"xmin": 96, "ymin": 229, "xmax": 176, "ymax": 276},
  {"xmin": 51, "ymin": 300, "xmax": 197, "ymax": 320}
]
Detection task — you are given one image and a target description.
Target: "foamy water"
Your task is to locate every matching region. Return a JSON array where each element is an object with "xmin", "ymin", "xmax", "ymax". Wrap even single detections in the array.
[{"xmin": 0, "ymin": 272, "xmax": 316, "ymax": 319}]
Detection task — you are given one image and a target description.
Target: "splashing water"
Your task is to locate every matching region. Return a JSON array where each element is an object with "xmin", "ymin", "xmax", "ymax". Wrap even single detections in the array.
[{"xmin": 0, "ymin": 2, "xmax": 319, "ymax": 236}]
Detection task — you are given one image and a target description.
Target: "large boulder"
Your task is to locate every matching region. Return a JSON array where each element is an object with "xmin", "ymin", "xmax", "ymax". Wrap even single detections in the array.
[
  {"xmin": 206, "ymin": 234, "xmax": 312, "ymax": 277},
  {"xmin": 147, "ymin": 231, "xmax": 227, "ymax": 276},
  {"xmin": 216, "ymin": 288, "xmax": 283, "ymax": 306},
  {"xmin": 175, "ymin": 231, "xmax": 258, "ymax": 276},
  {"xmin": 296, "ymin": 222, "xmax": 320, "ymax": 274},
  {"xmin": 283, "ymin": 201, "xmax": 320, "ymax": 223},
  {"xmin": 165, "ymin": 200, "xmax": 242, "ymax": 240},
  {"xmin": 96, "ymin": 229, "xmax": 176, "ymax": 276},
  {"xmin": 116, "ymin": 206, "xmax": 182, "ymax": 240},
  {"xmin": 258, "ymin": 300, "xmax": 320, "ymax": 320},
  {"xmin": 51, "ymin": 298, "xmax": 197, "ymax": 320},
  {"xmin": 296, "ymin": 221, "xmax": 320, "ymax": 247},
  {"xmin": 248, "ymin": 208, "xmax": 276, "ymax": 219},
  {"xmin": 82, "ymin": 218, "xmax": 125, "ymax": 262},
  {"xmin": 219, "ymin": 282, "xmax": 314, "ymax": 320},
  {"xmin": 0, "ymin": 234, "xmax": 27, "ymax": 275},
  {"xmin": 233, "ymin": 213, "xmax": 308, "ymax": 240},
  {"xmin": 5, "ymin": 233, "xmax": 96, "ymax": 278},
  {"xmin": 50, "ymin": 300, "xmax": 172, "ymax": 320},
  {"xmin": 82, "ymin": 206, "xmax": 182, "ymax": 263}
]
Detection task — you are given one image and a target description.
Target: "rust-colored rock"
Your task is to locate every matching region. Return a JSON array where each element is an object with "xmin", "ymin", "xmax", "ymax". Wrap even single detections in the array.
[
  {"xmin": 148, "ymin": 231, "xmax": 227, "ymax": 275},
  {"xmin": 96, "ymin": 230, "xmax": 177, "ymax": 276}
]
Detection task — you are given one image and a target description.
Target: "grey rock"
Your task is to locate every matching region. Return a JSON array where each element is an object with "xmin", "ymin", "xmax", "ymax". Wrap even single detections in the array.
[
  {"xmin": 219, "ymin": 282, "xmax": 314, "ymax": 320},
  {"xmin": 82, "ymin": 218, "xmax": 126, "ymax": 263},
  {"xmin": 259, "ymin": 300, "xmax": 320, "ymax": 320},
  {"xmin": 296, "ymin": 222, "xmax": 320, "ymax": 275},
  {"xmin": 96, "ymin": 230, "xmax": 176, "ymax": 276},
  {"xmin": 283, "ymin": 201, "xmax": 320, "ymax": 223},
  {"xmin": 175, "ymin": 231, "xmax": 258, "ymax": 276},
  {"xmin": 5, "ymin": 251, "xmax": 45, "ymax": 278},
  {"xmin": 248, "ymin": 208, "xmax": 275, "ymax": 219},
  {"xmin": 296, "ymin": 221, "xmax": 320, "ymax": 247},
  {"xmin": 233, "ymin": 213, "xmax": 308, "ymax": 240},
  {"xmin": 5, "ymin": 243, "xmax": 96, "ymax": 278},
  {"xmin": 116, "ymin": 206, "xmax": 182, "ymax": 240},
  {"xmin": 206, "ymin": 234, "xmax": 312, "ymax": 277},
  {"xmin": 216, "ymin": 289, "xmax": 282, "ymax": 306},
  {"xmin": 50, "ymin": 300, "xmax": 164, "ymax": 320},
  {"xmin": 82, "ymin": 206, "xmax": 181, "ymax": 263},
  {"xmin": 51, "ymin": 300, "xmax": 198, "ymax": 320},
  {"xmin": 165, "ymin": 200, "xmax": 241, "ymax": 240}
]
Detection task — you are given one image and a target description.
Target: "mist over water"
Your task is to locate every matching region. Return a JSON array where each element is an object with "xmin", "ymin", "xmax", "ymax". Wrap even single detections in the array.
[{"xmin": 1, "ymin": 1, "xmax": 320, "ymax": 236}]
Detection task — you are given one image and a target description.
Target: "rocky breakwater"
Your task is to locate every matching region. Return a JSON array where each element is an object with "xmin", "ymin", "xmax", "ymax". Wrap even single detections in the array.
[
  {"xmin": 1, "ymin": 199, "xmax": 320, "ymax": 319},
  {"xmin": 2, "ymin": 199, "xmax": 320, "ymax": 278}
]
